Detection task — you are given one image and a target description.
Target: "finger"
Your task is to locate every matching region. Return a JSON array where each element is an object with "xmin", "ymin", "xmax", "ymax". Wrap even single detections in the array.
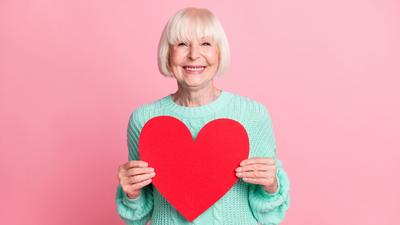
[
  {"xmin": 127, "ymin": 167, "xmax": 155, "ymax": 176},
  {"xmin": 236, "ymin": 171, "xmax": 267, "ymax": 179},
  {"xmin": 236, "ymin": 164, "xmax": 274, "ymax": 172},
  {"xmin": 123, "ymin": 160, "xmax": 149, "ymax": 169},
  {"xmin": 119, "ymin": 168, "xmax": 155, "ymax": 183},
  {"xmin": 120, "ymin": 176, "xmax": 132, "ymax": 186},
  {"xmin": 131, "ymin": 178, "xmax": 153, "ymax": 191},
  {"xmin": 240, "ymin": 157, "xmax": 275, "ymax": 166},
  {"xmin": 241, "ymin": 177, "xmax": 269, "ymax": 186},
  {"xmin": 129, "ymin": 172, "xmax": 156, "ymax": 184},
  {"xmin": 236, "ymin": 171, "xmax": 274, "ymax": 179}
]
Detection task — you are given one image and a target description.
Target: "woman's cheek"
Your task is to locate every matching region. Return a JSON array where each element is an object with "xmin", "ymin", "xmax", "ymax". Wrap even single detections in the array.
[{"xmin": 206, "ymin": 51, "xmax": 219, "ymax": 65}]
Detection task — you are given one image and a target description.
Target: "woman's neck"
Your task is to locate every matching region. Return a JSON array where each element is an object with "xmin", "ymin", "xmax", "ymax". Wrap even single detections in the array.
[{"xmin": 172, "ymin": 85, "xmax": 221, "ymax": 107}]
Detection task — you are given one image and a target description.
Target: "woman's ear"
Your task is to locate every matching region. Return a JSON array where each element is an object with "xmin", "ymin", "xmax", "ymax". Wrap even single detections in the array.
[
  {"xmin": 167, "ymin": 49, "xmax": 175, "ymax": 77},
  {"xmin": 166, "ymin": 60, "xmax": 173, "ymax": 77}
]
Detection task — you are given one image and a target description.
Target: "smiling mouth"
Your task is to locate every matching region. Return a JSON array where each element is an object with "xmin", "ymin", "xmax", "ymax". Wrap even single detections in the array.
[{"xmin": 183, "ymin": 66, "xmax": 206, "ymax": 73}]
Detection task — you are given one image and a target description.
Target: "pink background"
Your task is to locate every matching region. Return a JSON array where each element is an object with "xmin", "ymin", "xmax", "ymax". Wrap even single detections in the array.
[{"xmin": 1, "ymin": 0, "xmax": 399, "ymax": 225}]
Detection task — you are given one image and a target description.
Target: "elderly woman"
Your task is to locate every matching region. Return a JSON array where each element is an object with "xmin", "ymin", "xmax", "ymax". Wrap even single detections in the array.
[{"xmin": 116, "ymin": 7, "xmax": 290, "ymax": 225}]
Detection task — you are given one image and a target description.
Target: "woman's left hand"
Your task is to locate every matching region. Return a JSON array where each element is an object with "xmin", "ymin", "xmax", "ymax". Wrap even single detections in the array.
[{"xmin": 235, "ymin": 157, "xmax": 278, "ymax": 193}]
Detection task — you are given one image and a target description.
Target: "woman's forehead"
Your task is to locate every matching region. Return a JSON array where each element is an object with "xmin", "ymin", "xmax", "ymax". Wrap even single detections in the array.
[
  {"xmin": 187, "ymin": 36, "xmax": 213, "ymax": 41},
  {"xmin": 173, "ymin": 35, "xmax": 215, "ymax": 43}
]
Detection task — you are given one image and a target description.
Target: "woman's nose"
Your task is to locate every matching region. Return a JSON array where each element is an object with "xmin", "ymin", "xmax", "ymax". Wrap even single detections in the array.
[{"xmin": 188, "ymin": 45, "xmax": 200, "ymax": 60}]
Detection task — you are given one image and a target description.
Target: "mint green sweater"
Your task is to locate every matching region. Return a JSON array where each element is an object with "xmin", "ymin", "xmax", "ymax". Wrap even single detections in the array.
[{"xmin": 116, "ymin": 90, "xmax": 290, "ymax": 225}]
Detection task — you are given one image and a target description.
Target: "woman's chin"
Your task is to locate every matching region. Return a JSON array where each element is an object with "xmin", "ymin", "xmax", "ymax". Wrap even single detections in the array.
[
  {"xmin": 182, "ymin": 74, "xmax": 205, "ymax": 83},
  {"xmin": 182, "ymin": 71, "xmax": 206, "ymax": 77},
  {"xmin": 180, "ymin": 79, "xmax": 210, "ymax": 89},
  {"xmin": 176, "ymin": 72, "xmax": 215, "ymax": 88}
]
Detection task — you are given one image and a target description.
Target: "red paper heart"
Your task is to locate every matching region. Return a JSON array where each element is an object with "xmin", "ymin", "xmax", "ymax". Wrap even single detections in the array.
[{"xmin": 138, "ymin": 116, "xmax": 249, "ymax": 222}]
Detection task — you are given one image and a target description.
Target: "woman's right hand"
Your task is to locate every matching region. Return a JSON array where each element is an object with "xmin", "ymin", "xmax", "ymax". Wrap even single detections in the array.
[{"xmin": 118, "ymin": 160, "xmax": 156, "ymax": 199}]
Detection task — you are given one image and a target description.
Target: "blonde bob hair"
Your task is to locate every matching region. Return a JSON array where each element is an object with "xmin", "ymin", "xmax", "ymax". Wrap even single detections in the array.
[{"xmin": 158, "ymin": 7, "xmax": 231, "ymax": 77}]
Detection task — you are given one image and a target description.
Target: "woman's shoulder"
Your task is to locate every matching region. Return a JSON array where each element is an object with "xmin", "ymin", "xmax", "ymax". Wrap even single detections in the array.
[
  {"xmin": 225, "ymin": 90, "xmax": 270, "ymax": 119},
  {"xmin": 128, "ymin": 95, "xmax": 170, "ymax": 127}
]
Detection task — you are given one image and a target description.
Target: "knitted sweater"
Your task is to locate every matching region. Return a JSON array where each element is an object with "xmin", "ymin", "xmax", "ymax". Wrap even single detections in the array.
[{"xmin": 115, "ymin": 90, "xmax": 290, "ymax": 225}]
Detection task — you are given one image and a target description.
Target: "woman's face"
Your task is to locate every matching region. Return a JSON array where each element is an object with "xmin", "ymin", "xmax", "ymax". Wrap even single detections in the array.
[{"xmin": 169, "ymin": 37, "xmax": 219, "ymax": 89}]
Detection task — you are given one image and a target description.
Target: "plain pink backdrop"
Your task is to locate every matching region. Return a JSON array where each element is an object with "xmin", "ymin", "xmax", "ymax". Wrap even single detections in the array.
[{"xmin": 1, "ymin": 0, "xmax": 399, "ymax": 225}]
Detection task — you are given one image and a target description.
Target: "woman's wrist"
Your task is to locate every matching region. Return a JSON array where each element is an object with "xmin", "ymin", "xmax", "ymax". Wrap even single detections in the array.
[
  {"xmin": 262, "ymin": 177, "xmax": 278, "ymax": 193},
  {"xmin": 127, "ymin": 192, "xmax": 141, "ymax": 199}
]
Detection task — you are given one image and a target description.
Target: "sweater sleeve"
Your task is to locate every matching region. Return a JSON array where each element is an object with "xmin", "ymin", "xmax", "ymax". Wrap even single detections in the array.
[
  {"xmin": 116, "ymin": 111, "xmax": 154, "ymax": 225},
  {"xmin": 248, "ymin": 106, "xmax": 290, "ymax": 225}
]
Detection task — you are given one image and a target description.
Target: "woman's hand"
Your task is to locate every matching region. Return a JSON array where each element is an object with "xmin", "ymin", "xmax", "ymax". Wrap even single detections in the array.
[
  {"xmin": 117, "ymin": 160, "xmax": 156, "ymax": 199},
  {"xmin": 235, "ymin": 157, "xmax": 278, "ymax": 193}
]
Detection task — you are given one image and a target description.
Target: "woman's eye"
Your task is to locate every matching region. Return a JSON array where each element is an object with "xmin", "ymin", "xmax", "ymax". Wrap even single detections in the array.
[
  {"xmin": 177, "ymin": 42, "xmax": 187, "ymax": 47},
  {"xmin": 202, "ymin": 42, "xmax": 211, "ymax": 46}
]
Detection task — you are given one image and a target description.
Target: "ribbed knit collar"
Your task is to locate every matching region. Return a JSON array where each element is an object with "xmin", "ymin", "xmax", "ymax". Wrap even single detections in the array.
[{"xmin": 162, "ymin": 90, "xmax": 233, "ymax": 118}]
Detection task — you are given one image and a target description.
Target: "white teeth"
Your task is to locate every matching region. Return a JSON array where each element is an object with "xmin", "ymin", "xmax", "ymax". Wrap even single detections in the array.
[{"xmin": 184, "ymin": 66, "xmax": 205, "ymax": 71}]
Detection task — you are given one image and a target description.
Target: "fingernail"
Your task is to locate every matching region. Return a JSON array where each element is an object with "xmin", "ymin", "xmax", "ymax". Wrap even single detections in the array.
[{"xmin": 236, "ymin": 168, "xmax": 241, "ymax": 172}]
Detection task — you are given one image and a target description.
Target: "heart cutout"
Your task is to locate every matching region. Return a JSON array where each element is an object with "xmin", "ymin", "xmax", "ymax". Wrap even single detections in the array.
[{"xmin": 138, "ymin": 116, "xmax": 249, "ymax": 221}]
